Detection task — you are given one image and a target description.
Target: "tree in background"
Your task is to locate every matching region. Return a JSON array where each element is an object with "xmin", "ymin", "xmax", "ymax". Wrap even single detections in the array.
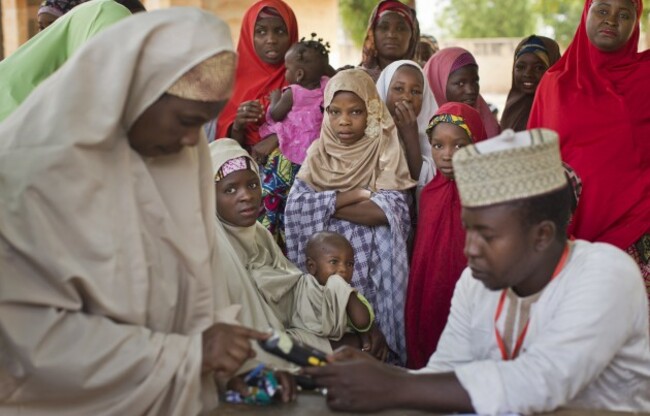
[
  {"xmin": 436, "ymin": 0, "xmax": 535, "ymax": 38},
  {"xmin": 339, "ymin": 0, "xmax": 413, "ymax": 47},
  {"xmin": 531, "ymin": 0, "xmax": 582, "ymax": 47},
  {"xmin": 339, "ymin": 0, "xmax": 380, "ymax": 47},
  {"xmin": 341, "ymin": 0, "xmax": 647, "ymax": 49}
]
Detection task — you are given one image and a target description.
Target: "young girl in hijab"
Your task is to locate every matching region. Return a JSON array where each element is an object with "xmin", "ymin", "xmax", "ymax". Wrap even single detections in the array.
[
  {"xmin": 211, "ymin": 139, "xmax": 388, "ymax": 366},
  {"xmin": 424, "ymin": 47, "xmax": 500, "ymax": 137},
  {"xmin": 528, "ymin": 0, "xmax": 650, "ymax": 308},
  {"xmin": 500, "ymin": 35, "xmax": 561, "ymax": 132},
  {"xmin": 210, "ymin": 139, "xmax": 362, "ymax": 365},
  {"xmin": 214, "ymin": 0, "xmax": 297, "ymax": 156},
  {"xmin": 376, "ymin": 59, "xmax": 438, "ymax": 198},
  {"xmin": 285, "ymin": 69, "xmax": 416, "ymax": 364},
  {"xmin": 359, "ymin": 0, "xmax": 420, "ymax": 82},
  {"xmin": 405, "ymin": 102, "xmax": 487, "ymax": 369},
  {"xmin": 257, "ymin": 35, "xmax": 331, "ymax": 252},
  {"xmin": 0, "ymin": 8, "xmax": 272, "ymax": 414}
]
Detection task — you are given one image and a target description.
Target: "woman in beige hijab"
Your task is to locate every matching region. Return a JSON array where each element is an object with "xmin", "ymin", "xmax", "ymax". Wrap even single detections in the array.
[
  {"xmin": 285, "ymin": 69, "xmax": 416, "ymax": 365},
  {"xmin": 0, "ymin": 8, "xmax": 268, "ymax": 415},
  {"xmin": 210, "ymin": 139, "xmax": 367, "ymax": 368}
]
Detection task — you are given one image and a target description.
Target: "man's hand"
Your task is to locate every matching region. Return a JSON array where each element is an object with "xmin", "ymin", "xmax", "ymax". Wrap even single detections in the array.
[{"xmin": 302, "ymin": 346, "xmax": 407, "ymax": 412}]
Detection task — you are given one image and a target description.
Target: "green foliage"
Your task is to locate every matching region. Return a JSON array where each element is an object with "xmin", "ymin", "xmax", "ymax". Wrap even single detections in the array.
[
  {"xmin": 339, "ymin": 0, "xmax": 377, "ymax": 47},
  {"xmin": 531, "ymin": 0, "xmax": 583, "ymax": 47},
  {"xmin": 339, "ymin": 0, "xmax": 409, "ymax": 47},
  {"xmin": 437, "ymin": 0, "xmax": 535, "ymax": 38}
]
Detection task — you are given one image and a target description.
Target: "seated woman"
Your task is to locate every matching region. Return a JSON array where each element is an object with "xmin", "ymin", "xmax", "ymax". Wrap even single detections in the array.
[
  {"xmin": 404, "ymin": 102, "xmax": 487, "ymax": 369},
  {"xmin": 0, "ymin": 9, "xmax": 272, "ymax": 414},
  {"xmin": 500, "ymin": 35, "xmax": 560, "ymax": 132},
  {"xmin": 376, "ymin": 59, "xmax": 438, "ymax": 198},
  {"xmin": 424, "ymin": 47, "xmax": 500, "ymax": 137},
  {"xmin": 285, "ymin": 69, "xmax": 416, "ymax": 365},
  {"xmin": 528, "ymin": 0, "xmax": 650, "ymax": 309},
  {"xmin": 210, "ymin": 139, "xmax": 388, "ymax": 369},
  {"xmin": 358, "ymin": 0, "xmax": 420, "ymax": 82},
  {"xmin": 214, "ymin": 0, "xmax": 297, "ymax": 160}
]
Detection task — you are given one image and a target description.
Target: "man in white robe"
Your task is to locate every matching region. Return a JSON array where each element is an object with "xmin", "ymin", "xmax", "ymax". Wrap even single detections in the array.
[{"xmin": 304, "ymin": 128, "xmax": 650, "ymax": 414}]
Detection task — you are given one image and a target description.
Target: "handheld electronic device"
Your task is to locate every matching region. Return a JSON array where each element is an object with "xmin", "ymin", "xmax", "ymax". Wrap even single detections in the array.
[{"xmin": 258, "ymin": 330, "xmax": 328, "ymax": 367}]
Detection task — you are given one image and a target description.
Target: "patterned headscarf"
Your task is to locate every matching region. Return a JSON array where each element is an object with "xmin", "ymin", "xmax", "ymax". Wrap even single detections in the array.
[
  {"xmin": 427, "ymin": 114, "xmax": 473, "ymax": 140},
  {"xmin": 562, "ymin": 161, "xmax": 583, "ymax": 214},
  {"xmin": 426, "ymin": 102, "xmax": 487, "ymax": 143},
  {"xmin": 38, "ymin": 0, "xmax": 88, "ymax": 17},
  {"xmin": 515, "ymin": 35, "xmax": 552, "ymax": 67},
  {"xmin": 214, "ymin": 155, "xmax": 257, "ymax": 182},
  {"xmin": 360, "ymin": 0, "xmax": 420, "ymax": 81}
]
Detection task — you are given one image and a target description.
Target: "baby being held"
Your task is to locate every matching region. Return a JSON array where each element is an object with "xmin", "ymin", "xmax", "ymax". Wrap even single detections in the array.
[
  {"xmin": 305, "ymin": 231, "xmax": 374, "ymax": 334},
  {"xmin": 261, "ymin": 33, "xmax": 331, "ymax": 165}
]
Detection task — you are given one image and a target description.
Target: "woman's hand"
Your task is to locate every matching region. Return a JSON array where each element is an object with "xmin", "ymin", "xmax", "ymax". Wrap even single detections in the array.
[
  {"xmin": 201, "ymin": 323, "xmax": 269, "ymax": 378},
  {"xmin": 251, "ymin": 134, "xmax": 279, "ymax": 165},
  {"xmin": 302, "ymin": 346, "xmax": 406, "ymax": 412},
  {"xmin": 233, "ymin": 100, "xmax": 264, "ymax": 131}
]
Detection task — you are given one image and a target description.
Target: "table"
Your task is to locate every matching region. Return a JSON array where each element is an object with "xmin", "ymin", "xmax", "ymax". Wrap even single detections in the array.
[{"xmin": 212, "ymin": 391, "xmax": 650, "ymax": 416}]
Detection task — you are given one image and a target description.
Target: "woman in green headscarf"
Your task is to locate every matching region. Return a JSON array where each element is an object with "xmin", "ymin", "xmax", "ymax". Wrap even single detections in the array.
[{"xmin": 0, "ymin": 0, "xmax": 131, "ymax": 122}]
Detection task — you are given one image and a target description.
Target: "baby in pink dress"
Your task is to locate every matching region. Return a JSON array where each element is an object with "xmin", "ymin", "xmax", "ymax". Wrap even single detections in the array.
[{"xmin": 260, "ymin": 35, "xmax": 330, "ymax": 165}]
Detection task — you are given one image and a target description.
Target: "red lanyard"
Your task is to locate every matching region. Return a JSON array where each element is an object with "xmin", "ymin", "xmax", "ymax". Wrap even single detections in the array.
[{"xmin": 494, "ymin": 243, "xmax": 570, "ymax": 360}]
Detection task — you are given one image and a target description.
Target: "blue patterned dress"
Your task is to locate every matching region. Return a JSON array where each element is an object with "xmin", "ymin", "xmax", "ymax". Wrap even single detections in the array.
[{"xmin": 285, "ymin": 178, "xmax": 411, "ymax": 364}]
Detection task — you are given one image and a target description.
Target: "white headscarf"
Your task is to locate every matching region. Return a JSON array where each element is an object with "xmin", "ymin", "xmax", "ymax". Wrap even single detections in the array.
[
  {"xmin": 376, "ymin": 59, "xmax": 438, "ymax": 193},
  {"xmin": 0, "ymin": 8, "xmax": 235, "ymax": 415}
]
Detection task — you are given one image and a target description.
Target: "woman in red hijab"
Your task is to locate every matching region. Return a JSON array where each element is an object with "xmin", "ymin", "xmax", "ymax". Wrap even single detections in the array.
[
  {"xmin": 528, "ymin": 0, "xmax": 650, "ymax": 298},
  {"xmin": 215, "ymin": 0, "xmax": 298, "ymax": 154},
  {"xmin": 405, "ymin": 102, "xmax": 487, "ymax": 369}
]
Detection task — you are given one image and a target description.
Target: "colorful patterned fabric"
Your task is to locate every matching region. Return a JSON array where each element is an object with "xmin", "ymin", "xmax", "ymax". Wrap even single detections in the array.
[
  {"xmin": 38, "ymin": 0, "xmax": 88, "ymax": 17},
  {"xmin": 427, "ymin": 113, "xmax": 473, "ymax": 140},
  {"xmin": 215, "ymin": 155, "xmax": 256, "ymax": 182},
  {"xmin": 285, "ymin": 179, "xmax": 412, "ymax": 365},
  {"xmin": 258, "ymin": 148, "xmax": 301, "ymax": 253},
  {"xmin": 626, "ymin": 237, "xmax": 650, "ymax": 324},
  {"xmin": 515, "ymin": 35, "xmax": 551, "ymax": 67}
]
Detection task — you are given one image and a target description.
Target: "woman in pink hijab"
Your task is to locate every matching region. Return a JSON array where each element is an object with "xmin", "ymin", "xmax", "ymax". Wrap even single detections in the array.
[{"xmin": 423, "ymin": 47, "xmax": 500, "ymax": 138}]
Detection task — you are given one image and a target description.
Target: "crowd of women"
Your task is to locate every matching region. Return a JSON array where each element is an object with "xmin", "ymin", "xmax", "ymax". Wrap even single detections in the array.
[{"xmin": 0, "ymin": 0, "xmax": 648, "ymax": 413}]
